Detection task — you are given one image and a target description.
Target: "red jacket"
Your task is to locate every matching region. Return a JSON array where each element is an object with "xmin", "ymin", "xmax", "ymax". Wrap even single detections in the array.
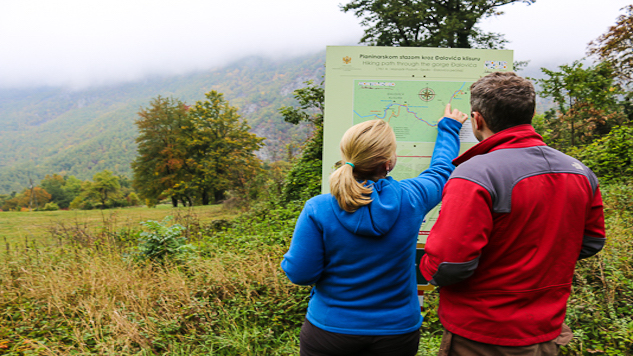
[{"xmin": 420, "ymin": 125, "xmax": 605, "ymax": 346}]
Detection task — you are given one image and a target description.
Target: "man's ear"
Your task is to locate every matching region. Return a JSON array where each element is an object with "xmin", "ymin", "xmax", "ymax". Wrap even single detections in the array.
[{"xmin": 472, "ymin": 112, "xmax": 485, "ymax": 131}]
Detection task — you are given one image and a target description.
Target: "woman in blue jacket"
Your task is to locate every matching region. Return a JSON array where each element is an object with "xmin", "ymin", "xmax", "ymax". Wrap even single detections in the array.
[{"xmin": 281, "ymin": 104, "xmax": 467, "ymax": 356}]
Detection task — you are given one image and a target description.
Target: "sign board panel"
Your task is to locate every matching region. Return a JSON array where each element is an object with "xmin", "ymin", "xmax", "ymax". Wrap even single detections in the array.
[{"xmin": 323, "ymin": 46, "xmax": 514, "ymax": 291}]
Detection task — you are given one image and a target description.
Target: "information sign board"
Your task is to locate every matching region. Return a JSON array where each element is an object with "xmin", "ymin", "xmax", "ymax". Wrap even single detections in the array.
[{"xmin": 323, "ymin": 46, "xmax": 513, "ymax": 292}]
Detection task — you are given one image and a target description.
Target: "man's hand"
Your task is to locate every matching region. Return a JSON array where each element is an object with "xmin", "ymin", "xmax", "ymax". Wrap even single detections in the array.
[{"xmin": 442, "ymin": 104, "xmax": 468, "ymax": 124}]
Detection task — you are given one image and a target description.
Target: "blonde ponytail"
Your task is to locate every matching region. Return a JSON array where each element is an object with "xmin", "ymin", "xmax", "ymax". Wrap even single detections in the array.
[{"xmin": 329, "ymin": 120, "xmax": 396, "ymax": 212}]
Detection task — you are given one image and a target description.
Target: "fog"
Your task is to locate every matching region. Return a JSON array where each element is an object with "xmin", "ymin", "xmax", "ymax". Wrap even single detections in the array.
[{"xmin": 0, "ymin": 0, "xmax": 629, "ymax": 89}]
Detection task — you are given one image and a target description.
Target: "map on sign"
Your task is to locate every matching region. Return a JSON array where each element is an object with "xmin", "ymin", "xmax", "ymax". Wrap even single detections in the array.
[
  {"xmin": 353, "ymin": 80, "xmax": 472, "ymax": 141},
  {"xmin": 353, "ymin": 79, "xmax": 477, "ymax": 238}
]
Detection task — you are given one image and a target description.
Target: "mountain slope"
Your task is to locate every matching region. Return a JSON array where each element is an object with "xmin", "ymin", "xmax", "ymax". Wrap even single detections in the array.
[{"xmin": 0, "ymin": 52, "xmax": 325, "ymax": 194}]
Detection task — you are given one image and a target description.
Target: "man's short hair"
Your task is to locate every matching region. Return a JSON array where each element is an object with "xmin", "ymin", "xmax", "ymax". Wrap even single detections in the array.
[{"xmin": 470, "ymin": 72, "xmax": 536, "ymax": 133}]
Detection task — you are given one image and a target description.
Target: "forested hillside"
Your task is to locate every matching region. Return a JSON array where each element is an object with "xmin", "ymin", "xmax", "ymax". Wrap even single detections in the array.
[{"xmin": 0, "ymin": 53, "xmax": 325, "ymax": 194}]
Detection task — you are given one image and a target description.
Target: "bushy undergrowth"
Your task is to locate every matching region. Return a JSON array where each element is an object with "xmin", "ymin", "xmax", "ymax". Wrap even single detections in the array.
[
  {"xmin": 0, "ymin": 182, "xmax": 631, "ymax": 355},
  {"xmin": 560, "ymin": 182, "xmax": 633, "ymax": 355},
  {"xmin": 0, "ymin": 207, "xmax": 309, "ymax": 355}
]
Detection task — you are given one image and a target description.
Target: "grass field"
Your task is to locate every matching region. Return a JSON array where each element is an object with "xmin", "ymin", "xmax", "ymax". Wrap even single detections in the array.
[
  {"xmin": 0, "ymin": 186, "xmax": 631, "ymax": 354},
  {"xmin": 0, "ymin": 204, "xmax": 238, "ymax": 246}
]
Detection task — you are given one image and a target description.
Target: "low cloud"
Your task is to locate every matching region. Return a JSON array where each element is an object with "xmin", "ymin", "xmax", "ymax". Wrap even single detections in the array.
[
  {"xmin": 0, "ymin": 0, "xmax": 362, "ymax": 89},
  {"xmin": 1, "ymin": 0, "xmax": 629, "ymax": 89}
]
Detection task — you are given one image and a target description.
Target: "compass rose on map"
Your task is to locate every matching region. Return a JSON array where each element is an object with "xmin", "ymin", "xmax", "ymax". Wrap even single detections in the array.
[{"xmin": 418, "ymin": 87, "xmax": 436, "ymax": 102}]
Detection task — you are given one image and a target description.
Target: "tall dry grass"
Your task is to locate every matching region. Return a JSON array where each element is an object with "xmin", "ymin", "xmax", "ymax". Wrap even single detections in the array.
[{"xmin": 0, "ymin": 240, "xmax": 305, "ymax": 355}]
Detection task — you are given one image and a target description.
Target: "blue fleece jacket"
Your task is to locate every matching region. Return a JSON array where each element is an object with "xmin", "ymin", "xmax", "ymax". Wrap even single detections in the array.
[{"xmin": 281, "ymin": 118, "xmax": 462, "ymax": 336}]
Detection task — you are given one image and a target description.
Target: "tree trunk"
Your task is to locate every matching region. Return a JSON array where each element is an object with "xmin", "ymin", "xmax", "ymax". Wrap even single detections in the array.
[
  {"xmin": 201, "ymin": 190, "xmax": 209, "ymax": 205},
  {"xmin": 457, "ymin": 32, "xmax": 471, "ymax": 48},
  {"xmin": 571, "ymin": 118, "xmax": 575, "ymax": 147},
  {"xmin": 171, "ymin": 196, "xmax": 178, "ymax": 207},
  {"xmin": 569, "ymin": 95, "xmax": 575, "ymax": 147},
  {"xmin": 214, "ymin": 190, "xmax": 225, "ymax": 203}
]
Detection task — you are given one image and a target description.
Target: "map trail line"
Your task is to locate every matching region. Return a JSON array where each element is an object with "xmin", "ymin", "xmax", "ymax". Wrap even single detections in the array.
[
  {"xmin": 449, "ymin": 82, "xmax": 467, "ymax": 104},
  {"xmin": 353, "ymin": 102, "xmax": 438, "ymax": 127}
]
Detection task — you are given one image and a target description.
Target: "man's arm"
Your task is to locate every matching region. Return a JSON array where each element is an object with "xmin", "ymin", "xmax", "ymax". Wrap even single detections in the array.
[
  {"xmin": 419, "ymin": 178, "xmax": 493, "ymax": 286},
  {"xmin": 578, "ymin": 186, "xmax": 606, "ymax": 260}
]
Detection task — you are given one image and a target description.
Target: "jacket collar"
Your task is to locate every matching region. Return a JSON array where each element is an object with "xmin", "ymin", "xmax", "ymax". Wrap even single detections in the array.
[{"xmin": 453, "ymin": 124, "xmax": 546, "ymax": 166}]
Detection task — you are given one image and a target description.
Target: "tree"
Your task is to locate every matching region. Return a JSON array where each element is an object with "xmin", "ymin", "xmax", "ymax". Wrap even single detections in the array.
[
  {"xmin": 278, "ymin": 80, "xmax": 324, "ymax": 125},
  {"xmin": 90, "ymin": 170, "xmax": 121, "ymax": 208},
  {"xmin": 1, "ymin": 187, "xmax": 51, "ymax": 211},
  {"xmin": 533, "ymin": 61, "xmax": 625, "ymax": 149},
  {"xmin": 341, "ymin": 0, "xmax": 534, "ymax": 49},
  {"xmin": 70, "ymin": 171, "xmax": 122, "ymax": 209},
  {"xmin": 588, "ymin": 5, "xmax": 633, "ymax": 124},
  {"xmin": 184, "ymin": 91, "xmax": 264, "ymax": 205},
  {"xmin": 132, "ymin": 92, "xmax": 264, "ymax": 207},
  {"xmin": 588, "ymin": 5, "xmax": 633, "ymax": 86},
  {"xmin": 278, "ymin": 80, "xmax": 325, "ymax": 202},
  {"xmin": 131, "ymin": 96, "xmax": 190, "ymax": 207},
  {"xmin": 39, "ymin": 174, "xmax": 81, "ymax": 209}
]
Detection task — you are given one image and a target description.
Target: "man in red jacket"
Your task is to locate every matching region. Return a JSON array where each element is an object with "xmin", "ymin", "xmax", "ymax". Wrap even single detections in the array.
[{"xmin": 419, "ymin": 72, "xmax": 606, "ymax": 355}]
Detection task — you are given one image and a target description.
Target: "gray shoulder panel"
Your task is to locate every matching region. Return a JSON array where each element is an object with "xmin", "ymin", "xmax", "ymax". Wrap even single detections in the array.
[
  {"xmin": 451, "ymin": 146, "xmax": 598, "ymax": 213},
  {"xmin": 540, "ymin": 147, "xmax": 599, "ymax": 193}
]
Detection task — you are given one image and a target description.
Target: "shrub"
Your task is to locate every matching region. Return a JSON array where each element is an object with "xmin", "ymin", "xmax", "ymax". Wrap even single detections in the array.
[
  {"xmin": 601, "ymin": 181, "xmax": 633, "ymax": 222},
  {"xmin": 127, "ymin": 192, "xmax": 141, "ymax": 206},
  {"xmin": 131, "ymin": 216, "xmax": 195, "ymax": 263},
  {"xmin": 568, "ymin": 125, "xmax": 633, "ymax": 181},
  {"xmin": 43, "ymin": 202, "xmax": 60, "ymax": 211}
]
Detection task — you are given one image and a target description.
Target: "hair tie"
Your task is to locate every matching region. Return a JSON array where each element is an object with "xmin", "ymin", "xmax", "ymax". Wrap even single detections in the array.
[{"xmin": 345, "ymin": 162, "xmax": 355, "ymax": 168}]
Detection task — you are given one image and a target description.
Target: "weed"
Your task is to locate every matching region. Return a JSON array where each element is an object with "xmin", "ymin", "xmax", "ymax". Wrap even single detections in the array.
[{"xmin": 130, "ymin": 217, "xmax": 195, "ymax": 264}]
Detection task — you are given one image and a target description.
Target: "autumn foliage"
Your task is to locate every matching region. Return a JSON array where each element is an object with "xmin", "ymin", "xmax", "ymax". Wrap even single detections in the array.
[{"xmin": 131, "ymin": 92, "xmax": 264, "ymax": 207}]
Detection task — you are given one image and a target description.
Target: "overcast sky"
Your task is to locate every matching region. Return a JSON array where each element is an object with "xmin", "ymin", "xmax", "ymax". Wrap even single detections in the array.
[{"xmin": 0, "ymin": 0, "xmax": 630, "ymax": 89}]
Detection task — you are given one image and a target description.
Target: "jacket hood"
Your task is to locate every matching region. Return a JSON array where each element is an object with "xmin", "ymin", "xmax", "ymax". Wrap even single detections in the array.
[{"xmin": 330, "ymin": 177, "xmax": 402, "ymax": 237}]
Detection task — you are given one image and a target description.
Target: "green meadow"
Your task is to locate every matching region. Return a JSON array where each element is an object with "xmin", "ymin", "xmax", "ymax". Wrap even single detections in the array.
[{"xmin": 0, "ymin": 205, "xmax": 237, "ymax": 246}]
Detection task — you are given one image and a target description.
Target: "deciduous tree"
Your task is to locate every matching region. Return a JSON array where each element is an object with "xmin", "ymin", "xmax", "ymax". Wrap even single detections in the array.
[
  {"xmin": 534, "ymin": 61, "xmax": 626, "ymax": 149},
  {"xmin": 131, "ymin": 96, "xmax": 190, "ymax": 207},
  {"xmin": 1, "ymin": 187, "xmax": 51, "ymax": 211},
  {"xmin": 70, "ymin": 171, "xmax": 123, "ymax": 209},
  {"xmin": 90, "ymin": 170, "xmax": 121, "ymax": 208},
  {"xmin": 588, "ymin": 5, "xmax": 633, "ymax": 124},
  {"xmin": 184, "ymin": 91, "xmax": 264, "ymax": 205},
  {"xmin": 588, "ymin": 5, "xmax": 633, "ymax": 86},
  {"xmin": 132, "ymin": 93, "xmax": 264, "ymax": 206},
  {"xmin": 40, "ymin": 174, "xmax": 80, "ymax": 209},
  {"xmin": 278, "ymin": 80, "xmax": 324, "ymax": 201},
  {"xmin": 341, "ymin": 0, "xmax": 534, "ymax": 48}
]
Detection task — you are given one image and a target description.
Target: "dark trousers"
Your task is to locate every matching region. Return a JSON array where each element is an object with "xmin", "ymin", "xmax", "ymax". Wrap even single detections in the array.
[{"xmin": 299, "ymin": 319, "xmax": 420, "ymax": 356}]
